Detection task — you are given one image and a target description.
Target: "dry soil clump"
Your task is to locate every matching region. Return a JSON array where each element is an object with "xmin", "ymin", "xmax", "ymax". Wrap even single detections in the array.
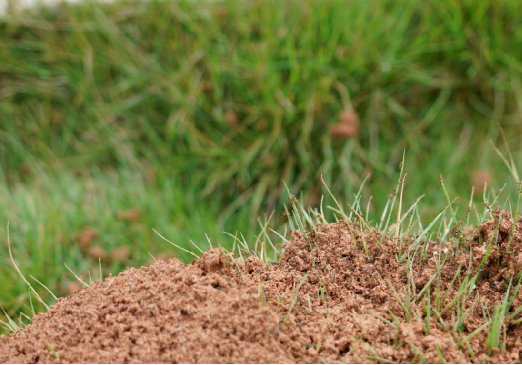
[{"xmin": 1, "ymin": 211, "xmax": 522, "ymax": 363}]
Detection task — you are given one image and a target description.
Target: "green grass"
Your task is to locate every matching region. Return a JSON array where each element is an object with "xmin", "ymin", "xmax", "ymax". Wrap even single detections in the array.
[
  {"xmin": 3, "ymin": 0, "xmax": 522, "ymax": 207},
  {"xmin": 2, "ymin": 0, "xmax": 522, "ymax": 323},
  {"xmin": 0, "ymin": 169, "xmax": 254, "ymax": 316}
]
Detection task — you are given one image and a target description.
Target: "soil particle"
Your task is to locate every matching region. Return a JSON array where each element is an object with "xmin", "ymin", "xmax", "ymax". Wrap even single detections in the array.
[
  {"xmin": 197, "ymin": 249, "xmax": 225, "ymax": 273},
  {"xmin": 2, "ymin": 216, "xmax": 522, "ymax": 363}
]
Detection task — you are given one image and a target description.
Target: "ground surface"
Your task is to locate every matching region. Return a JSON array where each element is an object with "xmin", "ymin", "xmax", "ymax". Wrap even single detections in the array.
[{"xmin": 2, "ymin": 211, "xmax": 522, "ymax": 363}]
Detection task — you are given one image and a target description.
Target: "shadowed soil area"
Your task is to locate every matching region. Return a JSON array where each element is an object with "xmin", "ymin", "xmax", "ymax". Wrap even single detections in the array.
[{"xmin": 1, "ymin": 209, "xmax": 522, "ymax": 363}]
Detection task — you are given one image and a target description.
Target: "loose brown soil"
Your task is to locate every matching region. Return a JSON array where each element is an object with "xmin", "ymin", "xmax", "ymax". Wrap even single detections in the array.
[{"xmin": 1, "ymin": 209, "xmax": 522, "ymax": 363}]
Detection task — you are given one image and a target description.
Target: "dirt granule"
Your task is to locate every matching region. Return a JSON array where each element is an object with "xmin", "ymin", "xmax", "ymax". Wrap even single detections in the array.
[{"xmin": 1, "ymin": 209, "xmax": 522, "ymax": 363}]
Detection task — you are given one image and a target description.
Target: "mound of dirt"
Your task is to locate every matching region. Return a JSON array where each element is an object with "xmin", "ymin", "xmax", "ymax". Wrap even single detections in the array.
[{"xmin": 1, "ymin": 210, "xmax": 522, "ymax": 363}]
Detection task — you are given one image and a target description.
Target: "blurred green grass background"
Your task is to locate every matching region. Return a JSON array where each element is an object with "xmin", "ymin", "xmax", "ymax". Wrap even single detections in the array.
[{"xmin": 2, "ymin": 0, "xmax": 522, "ymax": 319}]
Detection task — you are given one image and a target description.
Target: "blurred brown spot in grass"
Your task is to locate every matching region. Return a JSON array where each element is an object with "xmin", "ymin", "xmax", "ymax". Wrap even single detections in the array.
[
  {"xmin": 146, "ymin": 252, "xmax": 168, "ymax": 265},
  {"xmin": 256, "ymin": 119, "xmax": 268, "ymax": 131},
  {"xmin": 330, "ymin": 110, "xmax": 360, "ymax": 139},
  {"xmin": 214, "ymin": 6, "xmax": 228, "ymax": 17},
  {"xmin": 110, "ymin": 246, "xmax": 130, "ymax": 264},
  {"xmin": 263, "ymin": 154, "xmax": 275, "ymax": 167},
  {"xmin": 116, "ymin": 208, "xmax": 141, "ymax": 222},
  {"xmin": 51, "ymin": 111, "xmax": 62, "ymax": 128},
  {"xmin": 305, "ymin": 193, "xmax": 320, "ymax": 208},
  {"xmin": 78, "ymin": 227, "xmax": 97, "ymax": 250},
  {"xmin": 225, "ymin": 111, "xmax": 238, "ymax": 127},
  {"xmin": 472, "ymin": 170, "xmax": 491, "ymax": 193},
  {"xmin": 66, "ymin": 281, "xmax": 83, "ymax": 296},
  {"xmin": 89, "ymin": 246, "xmax": 108, "ymax": 261},
  {"xmin": 19, "ymin": 163, "xmax": 31, "ymax": 176},
  {"xmin": 202, "ymin": 81, "xmax": 213, "ymax": 92},
  {"xmin": 144, "ymin": 166, "xmax": 156, "ymax": 185},
  {"xmin": 362, "ymin": 167, "xmax": 372, "ymax": 179},
  {"xmin": 155, "ymin": 251, "xmax": 175, "ymax": 262}
]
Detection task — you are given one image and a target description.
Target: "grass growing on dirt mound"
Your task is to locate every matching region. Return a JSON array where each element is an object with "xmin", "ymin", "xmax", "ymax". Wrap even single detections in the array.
[
  {"xmin": 4, "ymin": 0, "xmax": 522, "ymax": 325},
  {"xmin": 2, "ymin": 172, "xmax": 522, "ymax": 363}
]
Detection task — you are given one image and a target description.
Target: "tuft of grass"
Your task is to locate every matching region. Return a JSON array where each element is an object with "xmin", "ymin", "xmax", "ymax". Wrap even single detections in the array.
[
  {"xmin": 63, "ymin": 263, "xmax": 90, "ymax": 289},
  {"xmin": 0, "ymin": 303, "xmax": 19, "ymax": 333},
  {"xmin": 440, "ymin": 176, "xmax": 464, "ymax": 250},
  {"xmin": 283, "ymin": 272, "xmax": 310, "ymax": 324},
  {"xmin": 258, "ymin": 276, "xmax": 267, "ymax": 307},
  {"xmin": 436, "ymin": 345, "xmax": 448, "ymax": 364},
  {"xmin": 405, "ymin": 341, "xmax": 427, "ymax": 363},
  {"xmin": 45, "ymin": 341, "xmax": 59, "ymax": 359},
  {"xmin": 387, "ymin": 280, "xmax": 411, "ymax": 323},
  {"xmin": 505, "ymin": 183, "xmax": 522, "ymax": 259}
]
